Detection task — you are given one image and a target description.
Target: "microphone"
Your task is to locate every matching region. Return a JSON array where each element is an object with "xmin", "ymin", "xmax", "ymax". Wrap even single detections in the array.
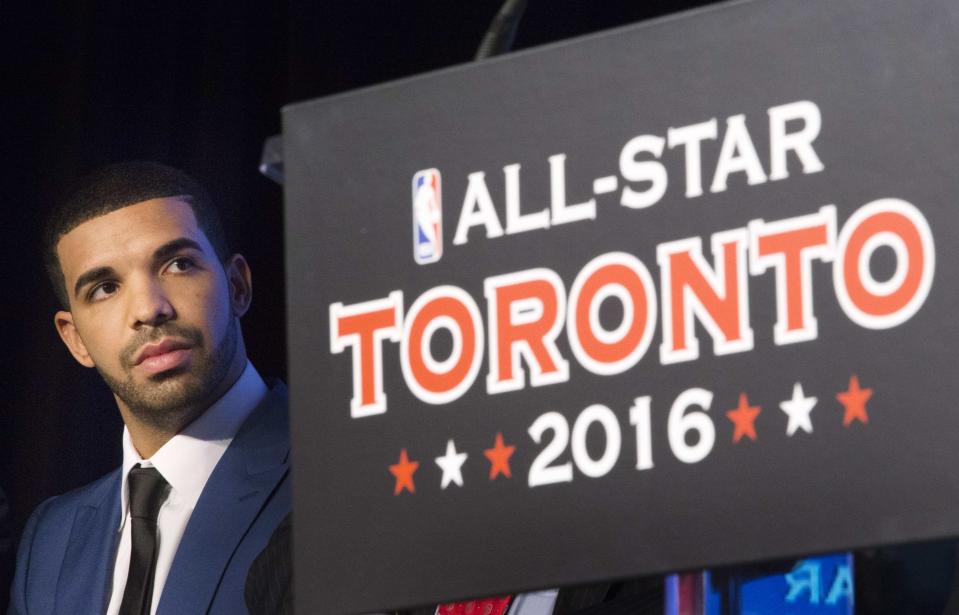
[{"xmin": 475, "ymin": 0, "xmax": 529, "ymax": 60}]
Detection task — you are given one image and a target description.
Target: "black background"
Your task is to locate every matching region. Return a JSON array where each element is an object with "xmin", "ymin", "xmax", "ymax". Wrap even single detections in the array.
[{"xmin": 0, "ymin": 0, "xmax": 718, "ymax": 608}]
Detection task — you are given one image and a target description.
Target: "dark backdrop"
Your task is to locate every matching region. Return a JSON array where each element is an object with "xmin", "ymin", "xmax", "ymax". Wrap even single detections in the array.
[{"xmin": 0, "ymin": 0, "xmax": 717, "ymax": 607}]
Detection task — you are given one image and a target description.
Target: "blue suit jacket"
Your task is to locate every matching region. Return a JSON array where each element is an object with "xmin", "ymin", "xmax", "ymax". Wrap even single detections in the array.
[{"xmin": 8, "ymin": 383, "xmax": 290, "ymax": 615}]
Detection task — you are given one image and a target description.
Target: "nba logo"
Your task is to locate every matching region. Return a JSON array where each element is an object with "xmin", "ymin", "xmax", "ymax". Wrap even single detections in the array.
[{"xmin": 412, "ymin": 168, "xmax": 442, "ymax": 264}]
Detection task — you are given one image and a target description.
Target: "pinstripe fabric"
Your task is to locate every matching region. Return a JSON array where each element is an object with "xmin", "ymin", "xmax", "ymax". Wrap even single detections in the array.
[{"xmin": 244, "ymin": 513, "xmax": 293, "ymax": 615}]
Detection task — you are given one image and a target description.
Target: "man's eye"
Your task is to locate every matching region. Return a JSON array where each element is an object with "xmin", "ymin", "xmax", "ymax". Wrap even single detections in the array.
[
  {"xmin": 90, "ymin": 282, "xmax": 118, "ymax": 301},
  {"xmin": 167, "ymin": 257, "xmax": 195, "ymax": 273}
]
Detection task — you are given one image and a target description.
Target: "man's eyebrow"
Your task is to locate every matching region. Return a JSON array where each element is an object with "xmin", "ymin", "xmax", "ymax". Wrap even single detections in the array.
[
  {"xmin": 74, "ymin": 266, "xmax": 117, "ymax": 299},
  {"xmin": 72, "ymin": 239, "xmax": 206, "ymax": 299},
  {"xmin": 152, "ymin": 238, "xmax": 205, "ymax": 263}
]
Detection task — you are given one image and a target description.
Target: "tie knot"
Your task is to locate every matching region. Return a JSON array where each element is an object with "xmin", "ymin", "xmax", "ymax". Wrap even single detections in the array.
[{"xmin": 128, "ymin": 465, "xmax": 169, "ymax": 521}]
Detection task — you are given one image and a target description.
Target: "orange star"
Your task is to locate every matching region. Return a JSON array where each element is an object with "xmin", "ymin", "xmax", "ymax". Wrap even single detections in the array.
[
  {"xmin": 484, "ymin": 433, "xmax": 515, "ymax": 480},
  {"xmin": 726, "ymin": 393, "xmax": 761, "ymax": 443},
  {"xmin": 389, "ymin": 449, "xmax": 419, "ymax": 495},
  {"xmin": 837, "ymin": 375, "xmax": 872, "ymax": 426}
]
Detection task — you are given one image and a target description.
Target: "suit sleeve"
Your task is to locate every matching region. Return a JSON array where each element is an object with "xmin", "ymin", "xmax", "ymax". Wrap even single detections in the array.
[{"xmin": 7, "ymin": 497, "xmax": 56, "ymax": 615}]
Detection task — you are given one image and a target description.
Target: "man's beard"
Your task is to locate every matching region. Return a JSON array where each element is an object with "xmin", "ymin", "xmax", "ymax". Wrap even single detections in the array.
[{"xmin": 98, "ymin": 317, "xmax": 238, "ymax": 433}]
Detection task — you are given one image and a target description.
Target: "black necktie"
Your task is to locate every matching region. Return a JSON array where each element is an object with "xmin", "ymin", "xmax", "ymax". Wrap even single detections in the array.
[{"xmin": 119, "ymin": 465, "xmax": 169, "ymax": 615}]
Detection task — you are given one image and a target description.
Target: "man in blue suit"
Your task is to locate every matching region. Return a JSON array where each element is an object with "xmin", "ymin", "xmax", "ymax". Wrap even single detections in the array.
[{"xmin": 9, "ymin": 162, "xmax": 290, "ymax": 615}]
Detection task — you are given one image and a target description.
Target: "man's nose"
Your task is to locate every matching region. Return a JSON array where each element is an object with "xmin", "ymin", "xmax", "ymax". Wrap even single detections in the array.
[{"xmin": 128, "ymin": 277, "xmax": 176, "ymax": 328}]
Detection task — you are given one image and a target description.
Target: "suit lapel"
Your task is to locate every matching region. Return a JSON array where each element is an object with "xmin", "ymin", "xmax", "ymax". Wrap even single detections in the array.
[
  {"xmin": 157, "ymin": 384, "xmax": 289, "ymax": 615},
  {"xmin": 55, "ymin": 471, "xmax": 122, "ymax": 614}
]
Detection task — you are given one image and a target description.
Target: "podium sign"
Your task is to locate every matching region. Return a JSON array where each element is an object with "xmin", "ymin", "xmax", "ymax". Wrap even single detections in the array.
[{"xmin": 283, "ymin": 0, "xmax": 959, "ymax": 612}]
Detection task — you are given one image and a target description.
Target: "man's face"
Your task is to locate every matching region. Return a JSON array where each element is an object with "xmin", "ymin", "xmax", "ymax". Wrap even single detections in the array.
[{"xmin": 54, "ymin": 197, "xmax": 251, "ymax": 432}]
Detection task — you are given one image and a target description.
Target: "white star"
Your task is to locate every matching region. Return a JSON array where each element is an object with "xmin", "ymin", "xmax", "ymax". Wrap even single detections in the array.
[
  {"xmin": 780, "ymin": 382, "xmax": 816, "ymax": 436},
  {"xmin": 434, "ymin": 440, "xmax": 468, "ymax": 489}
]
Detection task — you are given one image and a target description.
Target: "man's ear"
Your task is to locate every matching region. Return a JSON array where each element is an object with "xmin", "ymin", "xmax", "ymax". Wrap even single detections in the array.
[
  {"xmin": 54, "ymin": 310, "xmax": 95, "ymax": 368},
  {"xmin": 224, "ymin": 254, "xmax": 252, "ymax": 318}
]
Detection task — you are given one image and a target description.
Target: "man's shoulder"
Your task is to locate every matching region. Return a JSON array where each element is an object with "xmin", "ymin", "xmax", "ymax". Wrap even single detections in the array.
[
  {"xmin": 235, "ymin": 379, "xmax": 289, "ymax": 445},
  {"xmin": 37, "ymin": 379, "xmax": 287, "ymax": 524},
  {"xmin": 261, "ymin": 379, "xmax": 287, "ymax": 409},
  {"xmin": 31, "ymin": 467, "xmax": 121, "ymax": 525},
  {"xmin": 15, "ymin": 467, "xmax": 122, "ymax": 587}
]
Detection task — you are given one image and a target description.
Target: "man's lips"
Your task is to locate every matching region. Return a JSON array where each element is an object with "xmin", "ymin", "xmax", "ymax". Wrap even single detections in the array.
[{"xmin": 133, "ymin": 338, "xmax": 194, "ymax": 373}]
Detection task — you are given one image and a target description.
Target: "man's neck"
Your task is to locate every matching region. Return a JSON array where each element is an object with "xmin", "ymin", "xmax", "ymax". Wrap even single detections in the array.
[{"xmin": 121, "ymin": 393, "xmax": 229, "ymax": 458}]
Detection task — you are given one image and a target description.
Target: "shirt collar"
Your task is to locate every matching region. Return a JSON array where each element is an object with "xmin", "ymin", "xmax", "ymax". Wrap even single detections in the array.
[{"xmin": 119, "ymin": 361, "xmax": 268, "ymax": 524}]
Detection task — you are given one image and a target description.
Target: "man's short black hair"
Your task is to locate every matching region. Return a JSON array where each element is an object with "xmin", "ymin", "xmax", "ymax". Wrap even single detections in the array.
[{"xmin": 43, "ymin": 161, "xmax": 231, "ymax": 309}]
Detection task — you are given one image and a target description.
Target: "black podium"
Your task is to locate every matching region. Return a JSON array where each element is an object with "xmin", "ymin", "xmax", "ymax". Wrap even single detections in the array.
[{"xmin": 281, "ymin": 0, "xmax": 959, "ymax": 611}]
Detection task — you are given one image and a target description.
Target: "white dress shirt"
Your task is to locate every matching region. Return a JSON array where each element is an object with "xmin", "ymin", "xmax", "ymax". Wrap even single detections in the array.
[{"xmin": 106, "ymin": 362, "xmax": 268, "ymax": 615}]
